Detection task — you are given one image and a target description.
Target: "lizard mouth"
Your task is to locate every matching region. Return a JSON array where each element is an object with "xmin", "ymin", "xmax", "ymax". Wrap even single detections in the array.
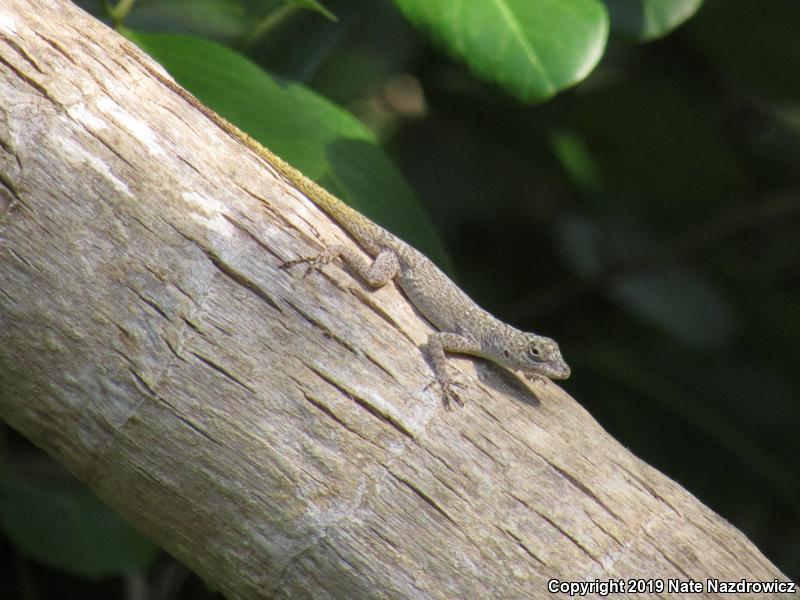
[{"xmin": 529, "ymin": 363, "xmax": 571, "ymax": 380}]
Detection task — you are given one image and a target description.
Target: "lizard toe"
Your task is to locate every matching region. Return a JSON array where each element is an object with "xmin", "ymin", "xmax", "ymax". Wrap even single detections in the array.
[{"xmin": 439, "ymin": 380, "xmax": 464, "ymax": 409}]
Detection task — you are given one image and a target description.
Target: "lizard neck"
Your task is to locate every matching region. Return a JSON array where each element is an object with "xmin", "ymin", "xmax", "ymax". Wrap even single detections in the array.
[{"xmin": 477, "ymin": 317, "xmax": 524, "ymax": 358}]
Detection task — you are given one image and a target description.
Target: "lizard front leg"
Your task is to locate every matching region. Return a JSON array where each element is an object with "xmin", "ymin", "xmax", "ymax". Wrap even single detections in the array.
[
  {"xmin": 282, "ymin": 245, "xmax": 398, "ymax": 288},
  {"xmin": 427, "ymin": 331, "xmax": 482, "ymax": 409}
]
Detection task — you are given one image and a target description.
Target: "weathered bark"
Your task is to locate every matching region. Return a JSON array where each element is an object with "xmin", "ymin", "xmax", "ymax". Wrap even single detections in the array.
[{"xmin": 0, "ymin": 1, "xmax": 796, "ymax": 598}]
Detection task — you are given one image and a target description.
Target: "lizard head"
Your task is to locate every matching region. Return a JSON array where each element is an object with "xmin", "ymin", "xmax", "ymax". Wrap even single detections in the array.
[{"xmin": 502, "ymin": 332, "xmax": 571, "ymax": 380}]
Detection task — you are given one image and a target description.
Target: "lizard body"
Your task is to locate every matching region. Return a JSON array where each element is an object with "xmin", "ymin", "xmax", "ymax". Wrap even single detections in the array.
[{"xmin": 281, "ymin": 169, "xmax": 571, "ymax": 407}]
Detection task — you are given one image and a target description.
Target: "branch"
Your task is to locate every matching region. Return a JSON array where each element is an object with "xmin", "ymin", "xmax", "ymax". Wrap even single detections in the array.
[{"xmin": 0, "ymin": 1, "xmax": 795, "ymax": 598}]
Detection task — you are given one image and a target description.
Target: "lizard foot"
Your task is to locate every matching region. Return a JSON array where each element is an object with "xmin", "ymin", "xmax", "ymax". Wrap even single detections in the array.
[
  {"xmin": 280, "ymin": 249, "xmax": 336, "ymax": 277},
  {"xmin": 523, "ymin": 373, "xmax": 549, "ymax": 385},
  {"xmin": 424, "ymin": 373, "xmax": 465, "ymax": 410},
  {"xmin": 437, "ymin": 377, "xmax": 466, "ymax": 410},
  {"xmin": 441, "ymin": 383, "xmax": 464, "ymax": 411}
]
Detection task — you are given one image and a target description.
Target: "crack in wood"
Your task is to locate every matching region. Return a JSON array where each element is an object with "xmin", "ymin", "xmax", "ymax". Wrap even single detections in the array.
[
  {"xmin": 346, "ymin": 285, "xmax": 415, "ymax": 345},
  {"xmin": 389, "ymin": 470, "xmax": 457, "ymax": 526},
  {"xmin": 172, "ymin": 411, "xmax": 224, "ymax": 448},
  {"xmin": 533, "ymin": 507, "xmax": 603, "ymax": 568},
  {"xmin": 189, "ymin": 350, "xmax": 256, "ymax": 394},
  {"xmin": 307, "ymin": 364, "xmax": 415, "ymax": 441},
  {"xmin": 361, "ymin": 349, "xmax": 399, "ymax": 383},
  {"xmin": 588, "ymin": 513, "xmax": 624, "ymax": 548},
  {"xmin": 459, "ymin": 431, "xmax": 501, "ymax": 466},
  {"xmin": 0, "ymin": 50, "xmax": 57, "ymax": 105},
  {"xmin": 507, "ymin": 491, "xmax": 534, "ymax": 510},
  {"xmin": 129, "ymin": 367, "xmax": 156, "ymax": 397},
  {"xmin": 299, "ymin": 391, "xmax": 384, "ymax": 451},
  {"xmin": 125, "ymin": 284, "xmax": 171, "ymax": 321},
  {"xmin": 283, "ymin": 298, "xmax": 360, "ymax": 356},
  {"xmin": 202, "ymin": 246, "xmax": 284, "ymax": 314},
  {"xmin": 429, "ymin": 470, "xmax": 468, "ymax": 502},
  {"xmin": 181, "ymin": 316, "xmax": 202, "ymax": 335},
  {"xmin": 645, "ymin": 530, "xmax": 694, "ymax": 580},
  {"xmin": 496, "ymin": 525, "xmax": 548, "ymax": 567},
  {"xmin": 546, "ymin": 460, "xmax": 621, "ymax": 522},
  {"xmin": 82, "ymin": 125, "xmax": 135, "ymax": 170},
  {"xmin": 163, "ymin": 220, "xmax": 284, "ymax": 313},
  {"xmin": 2, "ymin": 33, "xmax": 44, "ymax": 73},
  {"xmin": 367, "ymin": 524, "xmax": 401, "ymax": 551},
  {"xmin": 221, "ymin": 212, "xmax": 286, "ymax": 264},
  {"xmin": 615, "ymin": 460, "xmax": 682, "ymax": 517},
  {"xmin": 32, "ymin": 31, "xmax": 76, "ymax": 65}
]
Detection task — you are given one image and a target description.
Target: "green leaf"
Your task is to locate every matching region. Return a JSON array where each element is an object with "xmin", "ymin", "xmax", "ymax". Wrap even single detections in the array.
[
  {"xmin": 287, "ymin": 0, "xmax": 337, "ymax": 22},
  {"xmin": 605, "ymin": 0, "xmax": 703, "ymax": 40},
  {"xmin": 0, "ymin": 475, "xmax": 158, "ymax": 579},
  {"xmin": 392, "ymin": 0, "xmax": 609, "ymax": 102},
  {"xmin": 131, "ymin": 32, "xmax": 451, "ymax": 269},
  {"xmin": 112, "ymin": 0, "xmax": 248, "ymax": 42},
  {"xmin": 549, "ymin": 128, "xmax": 602, "ymax": 194}
]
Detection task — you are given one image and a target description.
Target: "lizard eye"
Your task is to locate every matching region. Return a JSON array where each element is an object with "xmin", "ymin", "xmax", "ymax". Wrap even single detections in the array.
[{"xmin": 528, "ymin": 346, "xmax": 541, "ymax": 358}]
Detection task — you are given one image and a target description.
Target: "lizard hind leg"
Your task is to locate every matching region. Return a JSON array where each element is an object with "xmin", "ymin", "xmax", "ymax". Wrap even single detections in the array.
[
  {"xmin": 282, "ymin": 244, "xmax": 398, "ymax": 288},
  {"xmin": 281, "ymin": 245, "xmax": 341, "ymax": 276},
  {"xmin": 357, "ymin": 248, "xmax": 399, "ymax": 288}
]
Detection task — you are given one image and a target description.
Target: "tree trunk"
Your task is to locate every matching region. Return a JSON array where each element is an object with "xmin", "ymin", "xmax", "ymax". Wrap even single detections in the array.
[{"xmin": 0, "ymin": 1, "xmax": 795, "ymax": 598}]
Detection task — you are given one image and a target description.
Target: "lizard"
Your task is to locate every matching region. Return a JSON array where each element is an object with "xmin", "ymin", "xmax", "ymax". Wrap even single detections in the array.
[
  {"xmin": 141, "ymin": 66, "xmax": 570, "ymax": 408},
  {"xmin": 278, "ymin": 174, "xmax": 571, "ymax": 409}
]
